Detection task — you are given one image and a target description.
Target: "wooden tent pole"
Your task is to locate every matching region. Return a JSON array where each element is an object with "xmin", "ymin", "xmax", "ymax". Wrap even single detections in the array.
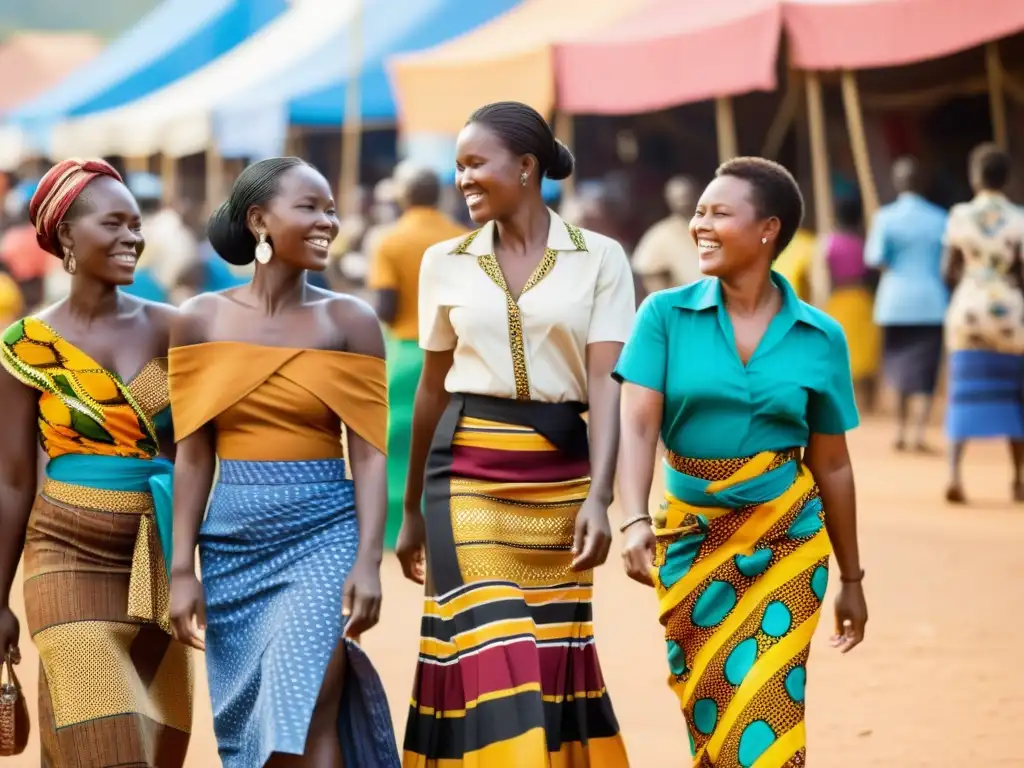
[
  {"xmin": 762, "ymin": 74, "xmax": 801, "ymax": 160},
  {"xmin": 715, "ymin": 97, "xmax": 739, "ymax": 161},
  {"xmin": 554, "ymin": 111, "xmax": 575, "ymax": 198},
  {"xmin": 805, "ymin": 71, "xmax": 834, "ymax": 234},
  {"xmin": 339, "ymin": 0, "xmax": 364, "ymax": 211},
  {"xmin": 159, "ymin": 154, "xmax": 177, "ymax": 206},
  {"xmin": 840, "ymin": 70, "xmax": 879, "ymax": 222},
  {"xmin": 206, "ymin": 144, "xmax": 224, "ymax": 211},
  {"xmin": 986, "ymin": 41, "xmax": 1008, "ymax": 150},
  {"xmin": 285, "ymin": 125, "xmax": 303, "ymax": 158},
  {"xmin": 124, "ymin": 156, "xmax": 148, "ymax": 174}
]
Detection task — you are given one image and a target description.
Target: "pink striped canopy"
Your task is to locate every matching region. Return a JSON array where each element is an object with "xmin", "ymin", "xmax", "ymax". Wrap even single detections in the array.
[
  {"xmin": 554, "ymin": 0, "xmax": 782, "ymax": 114},
  {"xmin": 785, "ymin": 0, "xmax": 1024, "ymax": 70},
  {"xmin": 553, "ymin": 0, "xmax": 1024, "ymax": 115}
]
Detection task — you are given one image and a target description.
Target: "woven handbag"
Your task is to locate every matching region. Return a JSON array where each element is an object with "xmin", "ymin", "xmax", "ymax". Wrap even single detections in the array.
[{"xmin": 0, "ymin": 652, "xmax": 29, "ymax": 756}]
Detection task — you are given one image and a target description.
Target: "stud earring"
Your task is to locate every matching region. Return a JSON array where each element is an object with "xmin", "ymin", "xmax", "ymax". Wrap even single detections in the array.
[
  {"xmin": 761, "ymin": 237, "xmax": 768, "ymax": 245},
  {"xmin": 520, "ymin": 172, "xmax": 529, "ymax": 187},
  {"xmin": 63, "ymin": 247, "xmax": 77, "ymax": 275},
  {"xmin": 254, "ymin": 231, "xmax": 273, "ymax": 264}
]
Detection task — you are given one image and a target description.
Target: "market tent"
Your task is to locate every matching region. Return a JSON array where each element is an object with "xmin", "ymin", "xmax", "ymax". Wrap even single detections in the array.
[
  {"xmin": 555, "ymin": 0, "xmax": 781, "ymax": 114},
  {"xmin": 784, "ymin": 0, "xmax": 1024, "ymax": 70},
  {"xmin": 51, "ymin": 0, "xmax": 360, "ymax": 159},
  {"xmin": 2, "ymin": 0, "xmax": 284, "ymax": 158},
  {"xmin": 387, "ymin": 0, "xmax": 655, "ymax": 135},
  {"xmin": 213, "ymin": 0, "xmax": 519, "ymax": 159},
  {"xmin": 0, "ymin": 33, "xmax": 103, "ymax": 115}
]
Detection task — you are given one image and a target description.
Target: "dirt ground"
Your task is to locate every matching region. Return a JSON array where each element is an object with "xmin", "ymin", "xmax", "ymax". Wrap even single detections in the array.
[{"xmin": 6, "ymin": 415, "xmax": 1024, "ymax": 767}]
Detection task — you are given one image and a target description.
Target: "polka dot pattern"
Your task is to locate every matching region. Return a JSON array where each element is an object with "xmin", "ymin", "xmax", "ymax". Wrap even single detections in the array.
[
  {"xmin": 810, "ymin": 565, "xmax": 829, "ymax": 601},
  {"xmin": 199, "ymin": 459, "xmax": 399, "ymax": 768},
  {"xmin": 785, "ymin": 665, "xmax": 806, "ymax": 703},
  {"xmin": 738, "ymin": 720, "xmax": 776, "ymax": 767},
  {"xmin": 724, "ymin": 637, "xmax": 759, "ymax": 686},
  {"xmin": 693, "ymin": 698, "xmax": 718, "ymax": 736},
  {"xmin": 667, "ymin": 640, "xmax": 688, "ymax": 677},
  {"xmin": 734, "ymin": 548, "xmax": 772, "ymax": 578},
  {"xmin": 691, "ymin": 580, "xmax": 738, "ymax": 628},
  {"xmin": 761, "ymin": 601, "xmax": 793, "ymax": 638},
  {"xmin": 653, "ymin": 453, "xmax": 828, "ymax": 767}
]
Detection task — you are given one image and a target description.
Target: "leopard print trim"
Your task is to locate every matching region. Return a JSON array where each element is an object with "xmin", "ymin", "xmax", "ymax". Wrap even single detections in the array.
[
  {"xmin": 456, "ymin": 221, "xmax": 588, "ymax": 400},
  {"xmin": 667, "ymin": 448, "xmax": 801, "ymax": 481},
  {"xmin": 449, "ymin": 228, "xmax": 482, "ymax": 255}
]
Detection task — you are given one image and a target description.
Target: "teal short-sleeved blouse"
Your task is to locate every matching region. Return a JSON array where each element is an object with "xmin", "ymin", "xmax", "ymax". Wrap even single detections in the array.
[{"xmin": 613, "ymin": 273, "xmax": 859, "ymax": 459}]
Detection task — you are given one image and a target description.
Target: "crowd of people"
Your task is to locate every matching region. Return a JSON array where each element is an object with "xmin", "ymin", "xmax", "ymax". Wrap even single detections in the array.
[{"xmin": 0, "ymin": 97, "xmax": 1016, "ymax": 768}]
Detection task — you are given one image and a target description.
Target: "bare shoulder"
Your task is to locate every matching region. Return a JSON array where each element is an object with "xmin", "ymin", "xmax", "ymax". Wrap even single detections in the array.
[
  {"xmin": 171, "ymin": 291, "xmax": 228, "ymax": 347},
  {"xmin": 322, "ymin": 291, "xmax": 385, "ymax": 359},
  {"xmin": 138, "ymin": 298, "xmax": 180, "ymax": 335}
]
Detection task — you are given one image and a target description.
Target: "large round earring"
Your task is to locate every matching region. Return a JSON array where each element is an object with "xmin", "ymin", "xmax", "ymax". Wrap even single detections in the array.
[
  {"xmin": 520, "ymin": 172, "xmax": 529, "ymax": 187},
  {"xmin": 63, "ymin": 247, "xmax": 77, "ymax": 275},
  {"xmin": 254, "ymin": 231, "xmax": 273, "ymax": 265}
]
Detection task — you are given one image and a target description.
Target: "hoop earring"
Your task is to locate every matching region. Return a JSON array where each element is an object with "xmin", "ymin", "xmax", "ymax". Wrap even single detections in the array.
[
  {"xmin": 520, "ymin": 172, "xmax": 529, "ymax": 187},
  {"xmin": 254, "ymin": 231, "xmax": 273, "ymax": 264},
  {"xmin": 63, "ymin": 248, "xmax": 77, "ymax": 275}
]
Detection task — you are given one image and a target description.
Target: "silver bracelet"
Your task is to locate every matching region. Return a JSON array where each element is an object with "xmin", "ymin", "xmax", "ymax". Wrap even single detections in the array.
[{"xmin": 618, "ymin": 513, "xmax": 652, "ymax": 533}]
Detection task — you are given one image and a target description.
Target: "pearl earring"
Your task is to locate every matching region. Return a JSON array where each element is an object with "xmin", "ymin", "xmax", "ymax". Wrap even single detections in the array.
[
  {"xmin": 761, "ymin": 237, "xmax": 768, "ymax": 245},
  {"xmin": 254, "ymin": 231, "xmax": 273, "ymax": 264},
  {"xmin": 520, "ymin": 172, "xmax": 528, "ymax": 187}
]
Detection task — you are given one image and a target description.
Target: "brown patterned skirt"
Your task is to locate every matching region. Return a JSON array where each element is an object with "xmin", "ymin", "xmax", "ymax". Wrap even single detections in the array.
[{"xmin": 24, "ymin": 482, "xmax": 192, "ymax": 767}]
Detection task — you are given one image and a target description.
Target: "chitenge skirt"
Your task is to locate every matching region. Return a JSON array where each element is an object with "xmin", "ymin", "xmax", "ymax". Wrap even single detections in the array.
[
  {"xmin": 653, "ymin": 449, "xmax": 829, "ymax": 767},
  {"xmin": 882, "ymin": 324, "xmax": 944, "ymax": 395},
  {"xmin": 199, "ymin": 458, "xmax": 400, "ymax": 768},
  {"xmin": 945, "ymin": 349, "xmax": 1024, "ymax": 440},
  {"xmin": 402, "ymin": 394, "xmax": 627, "ymax": 767},
  {"xmin": 28, "ymin": 464, "xmax": 192, "ymax": 767}
]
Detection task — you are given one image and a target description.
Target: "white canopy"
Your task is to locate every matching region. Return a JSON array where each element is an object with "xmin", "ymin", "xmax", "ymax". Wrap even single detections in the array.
[{"xmin": 50, "ymin": 0, "xmax": 359, "ymax": 159}]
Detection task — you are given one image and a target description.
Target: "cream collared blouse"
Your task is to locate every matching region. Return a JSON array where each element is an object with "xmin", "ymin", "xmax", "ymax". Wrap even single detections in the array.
[{"xmin": 418, "ymin": 210, "xmax": 636, "ymax": 403}]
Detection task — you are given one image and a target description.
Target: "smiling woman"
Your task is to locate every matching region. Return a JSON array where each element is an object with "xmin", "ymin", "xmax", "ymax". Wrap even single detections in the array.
[
  {"xmin": 616, "ymin": 157, "xmax": 868, "ymax": 767},
  {"xmin": 0, "ymin": 158, "xmax": 192, "ymax": 767},
  {"xmin": 397, "ymin": 102, "xmax": 634, "ymax": 767},
  {"xmin": 167, "ymin": 157, "xmax": 400, "ymax": 767}
]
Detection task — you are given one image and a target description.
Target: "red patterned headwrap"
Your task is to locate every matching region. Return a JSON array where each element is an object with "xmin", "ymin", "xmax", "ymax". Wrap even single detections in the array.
[{"xmin": 28, "ymin": 158, "xmax": 124, "ymax": 256}]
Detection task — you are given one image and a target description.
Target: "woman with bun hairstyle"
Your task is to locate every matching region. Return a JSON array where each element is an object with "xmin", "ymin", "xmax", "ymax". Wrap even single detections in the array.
[
  {"xmin": 0, "ymin": 159, "xmax": 192, "ymax": 766},
  {"xmin": 167, "ymin": 157, "xmax": 399, "ymax": 767},
  {"xmin": 397, "ymin": 102, "xmax": 634, "ymax": 766}
]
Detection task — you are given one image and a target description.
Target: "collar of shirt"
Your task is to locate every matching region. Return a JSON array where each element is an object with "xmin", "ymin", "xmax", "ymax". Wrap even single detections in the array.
[
  {"xmin": 973, "ymin": 189, "xmax": 1009, "ymax": 204},
  {"xmin": 451, "ymin": 208, "xmax": 587, "ymax": 256},
  {"xmin": 670, "ymin": 271, "xmax": 828, "ymax": 339}
]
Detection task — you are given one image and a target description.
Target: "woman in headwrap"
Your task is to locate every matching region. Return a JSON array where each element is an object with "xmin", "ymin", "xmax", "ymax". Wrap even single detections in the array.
[{"xmin": 0, "ymin": 159, "xmax": 193, "ymax": 767}]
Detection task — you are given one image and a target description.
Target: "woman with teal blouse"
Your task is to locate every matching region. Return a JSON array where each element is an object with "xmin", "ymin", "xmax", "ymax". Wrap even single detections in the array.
[{"xmin": 615, "ymin": 157, "xmax": 868, "ymax": 767}]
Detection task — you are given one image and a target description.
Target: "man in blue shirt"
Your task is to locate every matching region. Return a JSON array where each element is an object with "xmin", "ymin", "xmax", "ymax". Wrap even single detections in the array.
[{"xmin": 865, "ymin": 157, "xmax": 949, "ymax": 452}]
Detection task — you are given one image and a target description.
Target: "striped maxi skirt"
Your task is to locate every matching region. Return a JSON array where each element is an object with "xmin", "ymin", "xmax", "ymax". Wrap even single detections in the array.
[
  {"xmin": 653, "ymin": 449, "xmax": 830, "ymax": 767},
  {"xmin": 402, "ymin": 394, "xmax": 628, "ymax": 766}
]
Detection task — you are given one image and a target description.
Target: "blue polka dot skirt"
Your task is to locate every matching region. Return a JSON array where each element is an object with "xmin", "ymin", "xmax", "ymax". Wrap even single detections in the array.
[{"xmin": 199, "ymin": 458, "xmax": 400, "ymax": 767}]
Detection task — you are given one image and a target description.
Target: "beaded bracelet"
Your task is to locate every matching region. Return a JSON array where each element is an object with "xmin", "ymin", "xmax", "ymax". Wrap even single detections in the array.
[{"xmin": 618, "ymin": 514, "xmax": 652, "ymax": 533}]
